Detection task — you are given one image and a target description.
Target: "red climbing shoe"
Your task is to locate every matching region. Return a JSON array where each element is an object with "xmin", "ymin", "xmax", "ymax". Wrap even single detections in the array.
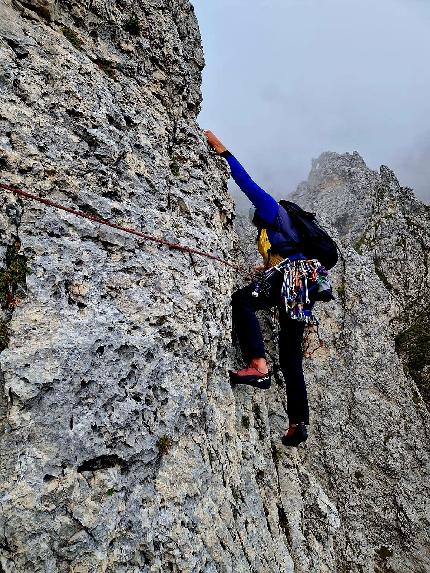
[
  {"xmin": 229, "ymin": 367, "xmax": 271, "ymax": 389},
  {"xmin": 281, "ymin": 423, "xmax": 308, "ymax": 447}
]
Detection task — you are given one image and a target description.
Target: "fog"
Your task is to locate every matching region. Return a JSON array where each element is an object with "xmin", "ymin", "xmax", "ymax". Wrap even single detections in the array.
[{"xmin": 193, "ymin": 0, "xmax": 430, "ymax": 206}]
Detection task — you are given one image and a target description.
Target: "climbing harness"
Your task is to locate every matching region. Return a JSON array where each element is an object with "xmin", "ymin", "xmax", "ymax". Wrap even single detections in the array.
[
  {"xmin": 280, "ymin": 259, "xmax": 319, "ymax": 323},
  {"xmin": 0, "ymin": 183, "xmax": 244, "ymax": 272},
  {"xmin": 255, "ymin": 258, "xmax": 331, "ymax": 363},
  {"xmin": 252, "ymin": 258, "xmax": 333, "ymax": 325}
]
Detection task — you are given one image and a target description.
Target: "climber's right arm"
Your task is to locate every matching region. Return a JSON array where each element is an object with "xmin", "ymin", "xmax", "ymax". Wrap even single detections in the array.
[
  {"xmin": 204, "ymin": 130, "xmax": 278, "ymax": 225},
  {"xmin": 220, "ymin": 151, "xmax": 278, "ymax": 224}
]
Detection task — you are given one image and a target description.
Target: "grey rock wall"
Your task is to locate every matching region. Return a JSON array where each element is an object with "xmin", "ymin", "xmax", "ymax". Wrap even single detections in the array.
[{"xmin": 0, "ymin": 2, "xmax": 429, "ymax": 573}]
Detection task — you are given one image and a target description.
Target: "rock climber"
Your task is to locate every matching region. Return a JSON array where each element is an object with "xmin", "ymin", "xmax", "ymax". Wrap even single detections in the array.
[{"xmin": 204, "ymin": 130, "xmax": 335, "ymax": 447}]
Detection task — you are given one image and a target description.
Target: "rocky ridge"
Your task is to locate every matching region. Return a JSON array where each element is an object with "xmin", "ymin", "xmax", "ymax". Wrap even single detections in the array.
[
  {"xmin": 0, "ymin": 1, "xmax": 429, "ymax": 572},
  {"xmin": 290, "ymin": 151, "xmax": 430, "ymax": 404}
]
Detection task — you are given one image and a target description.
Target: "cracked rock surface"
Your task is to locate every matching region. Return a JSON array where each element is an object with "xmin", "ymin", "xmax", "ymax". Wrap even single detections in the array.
[{"xmin": 0, "ymin": 1, "xmax": 429, "ymax": 572}]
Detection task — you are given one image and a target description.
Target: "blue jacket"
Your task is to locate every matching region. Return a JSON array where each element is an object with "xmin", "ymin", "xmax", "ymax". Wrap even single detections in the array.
[{"xmin": 221, "ymin": 151, "xmax": 305, "ymax": 261}]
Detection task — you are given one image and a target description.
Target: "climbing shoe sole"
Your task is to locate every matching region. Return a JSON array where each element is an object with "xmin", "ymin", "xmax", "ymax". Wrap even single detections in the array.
[{"xmin": 229, "ymin": 371, "xmax": 272, "ymax": 389}]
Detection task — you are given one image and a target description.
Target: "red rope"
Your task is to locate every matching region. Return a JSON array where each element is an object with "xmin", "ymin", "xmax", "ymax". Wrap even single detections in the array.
[{"xmin": 0, "ymin": 182, "xmax": 243, "ymax": 271}]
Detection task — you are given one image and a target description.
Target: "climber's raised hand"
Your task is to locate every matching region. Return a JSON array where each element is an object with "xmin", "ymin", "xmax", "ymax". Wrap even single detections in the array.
[{"xmin": 204, "ymin": 130, "xmax": 227, "ymax": 155}]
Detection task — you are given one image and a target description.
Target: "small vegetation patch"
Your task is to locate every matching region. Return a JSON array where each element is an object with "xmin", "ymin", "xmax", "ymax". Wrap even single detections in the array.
[
  {"xmin": 241, "ymin": 415, "xmax": 250, "ymax": 429},
  {"xmin": 376, "ymin": 545, "xmax": 393, "ymax": 560},
  {"xmin": 0, "ymin": 242, "xmax": 29, "ymax": 309},
  {"xmin": 61, "ymin": 26, "xmax": 83, "ymax": 50},
  {"xmin": 353, "ymin": 235, "xmax": 368, "ymax": 255},
  {"xmin": 157, "ymin": 435, "xmax": 173, "ymax": 455},
  {"xmin": 271, "ymin": 445, "xmax": 283, "ymax": 464},
  {"xmin": 95, "ymin": 59, "xmax": 116, "ymax": 79},
  {"xmin": 336, "ymin": 285, "xmax": 346, "ymax": 299},
  {"xmin": 0, "ymin": 240, "xmax": 30, "ymax": 352},
  {"xmin": 395, "ymin": 305, "xmax": 430, "ymax": 406},
  {"xmin": 373, "ymin": 256, "xmax": 393, "ymax": 291},
  {"xmin": 0, "ymin": 319, "xmax": 10, "ymax": 351},
  {"xmin": 169, "ymin": 160, "xmax": 180, "ymax": 177}
]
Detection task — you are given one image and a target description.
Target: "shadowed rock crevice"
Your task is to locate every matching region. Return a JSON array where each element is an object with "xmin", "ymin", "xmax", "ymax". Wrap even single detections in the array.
[{"xmin": 77, "ymin": 454, "xmax": 127, "ymax": 473}]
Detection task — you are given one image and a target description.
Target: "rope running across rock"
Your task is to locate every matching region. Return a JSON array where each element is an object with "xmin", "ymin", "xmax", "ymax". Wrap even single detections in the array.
[{"xmin": 0, "ymin": 182, "xmax": 244, "ymax": 272}]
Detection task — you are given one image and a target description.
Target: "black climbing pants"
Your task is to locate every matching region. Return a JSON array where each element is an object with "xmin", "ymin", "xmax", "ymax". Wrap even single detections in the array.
[{"xmin": 232, "ymin": 277, "xmax": 310, "ymax": 425}]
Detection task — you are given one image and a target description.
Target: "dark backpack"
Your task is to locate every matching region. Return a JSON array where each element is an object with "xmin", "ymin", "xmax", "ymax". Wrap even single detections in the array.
[{"xmin": 279, "ymin": 200, "xmax": 338, "ymax": 269}]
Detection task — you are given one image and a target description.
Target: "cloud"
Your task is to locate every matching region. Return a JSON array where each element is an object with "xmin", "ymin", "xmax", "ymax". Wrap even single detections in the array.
[
  {"xmin": 395, "ymin": 133, "xmax": 430, "ymax": 198},
  {"xmin": 193, "ymin": 0, "xmax": 430, "ymax": 204}
]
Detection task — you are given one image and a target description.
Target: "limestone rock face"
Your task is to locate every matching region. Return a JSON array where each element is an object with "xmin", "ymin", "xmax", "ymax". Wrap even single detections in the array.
[{"xmin": 0, "ymin": 2, "xmax": 429, "ymax": 573}]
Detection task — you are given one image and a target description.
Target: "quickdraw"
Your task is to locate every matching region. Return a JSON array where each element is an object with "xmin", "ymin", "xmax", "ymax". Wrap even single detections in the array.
[
  {"xmin": 252, "ymin": 258, "xmax": 332, "ymax": 325},
  {"xmin": 280, "ymin": 259, "xmax": 321, "ymax": 324}
]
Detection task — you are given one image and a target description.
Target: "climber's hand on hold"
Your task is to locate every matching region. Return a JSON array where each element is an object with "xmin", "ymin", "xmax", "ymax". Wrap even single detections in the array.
[{"xmin": 204, "ymin": 130, "xmax": 227, "ymax": 154}]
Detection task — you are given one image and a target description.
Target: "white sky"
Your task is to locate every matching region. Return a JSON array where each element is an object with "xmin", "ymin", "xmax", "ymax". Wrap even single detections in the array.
[{"xmin": 193, "ymin": 0, "xmax": 430, "ymax": 205}]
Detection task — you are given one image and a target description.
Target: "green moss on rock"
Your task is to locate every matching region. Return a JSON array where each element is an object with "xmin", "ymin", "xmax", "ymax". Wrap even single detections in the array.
[
  {"xmin": 337, "ymin": 285, "xmax": 346, "ymax": 299},
  {"xmin": 0, "ymin": 243, "xmax": 29, "ymax": 305},
  {"xmin": 61, "ymin": 27, "xmax": 83, "ymax": 50},
  {"xmin": 353, "ymin": 236, "xmax": 368, "ymax": 254},
  {"xmin": 0, "ymin": 243, "xmax": 30, "ymax": 352},
  {"xmin": 157, "ymin": 435, "xmax": 172, "ymax": 455},
  {"xmin": 395, "ymin": 305, "xmax": 430, "ymax": 406},
  {"xmin": 373, "ymin": 256, "xmax": 393, "ymax": 291},
  {"xmin": 0, "ymin": 319, "xmax": 10, "ymax": 351},
  {"xmin": 170, "ymin": 160, "xmax": 180, "ymax": 177},
  {"xmin": 271, "ymin": 445, "xmax": 283, "ymax": 464},
  {"xmin": 95, "ymin": 59, "xmax": 116, "ymax": 79}
]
